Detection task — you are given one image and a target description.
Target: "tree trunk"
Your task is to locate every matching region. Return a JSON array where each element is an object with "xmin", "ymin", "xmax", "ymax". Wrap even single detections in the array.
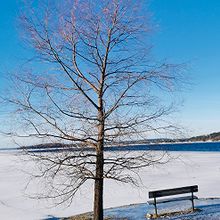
[
  {"xmin": 93, "ymin": 72, "xmax": 105, "ymax": 220},
  {"xmin": 94, "ymin": 110, "xmax": 104, "ymax": 220},
  {"xmin": 93, "ymin": 150, "xmax": 104, "ymax": 220}
]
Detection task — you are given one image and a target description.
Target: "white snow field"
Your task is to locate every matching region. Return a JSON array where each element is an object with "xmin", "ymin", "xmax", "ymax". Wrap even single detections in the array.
[{"xmin": 1, "ymin": 151, "xmax": 220, "ymax": 219}]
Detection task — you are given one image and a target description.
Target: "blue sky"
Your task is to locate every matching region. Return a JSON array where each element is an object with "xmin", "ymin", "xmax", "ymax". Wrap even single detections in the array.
[
  {"xmin": 0, "ymin": 0, "xmax": 220, "ymax": 146},
  {"xmin": 150, "ymin": 0, "xmax": 220, "ymax": 135}
]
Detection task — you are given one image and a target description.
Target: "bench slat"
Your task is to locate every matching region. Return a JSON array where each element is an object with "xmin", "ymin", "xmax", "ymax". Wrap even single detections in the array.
[
  {"xmin": 149, "ymin": 185, "xmax": 198, "ymax": 198},
  {"xmin": 148, "ymin": 195, "xmax": 198, "ymax": 205}
]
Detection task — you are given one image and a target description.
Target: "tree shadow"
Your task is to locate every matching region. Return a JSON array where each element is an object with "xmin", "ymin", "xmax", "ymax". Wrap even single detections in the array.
[{"xmin": 43, "ymin": 216, "xmax": 61, "ymax": 220}]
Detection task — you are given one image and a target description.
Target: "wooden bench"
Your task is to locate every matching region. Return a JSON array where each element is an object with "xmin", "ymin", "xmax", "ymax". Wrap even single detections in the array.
[{"xmin": 148, "ymin": 185, "xmax": 198, "ymax": 217}]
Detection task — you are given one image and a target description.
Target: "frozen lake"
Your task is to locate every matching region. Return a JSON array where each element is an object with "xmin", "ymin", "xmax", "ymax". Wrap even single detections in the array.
[{"xmin": 1, "ymin": 146, "xmax": 220, "ymax": 219}]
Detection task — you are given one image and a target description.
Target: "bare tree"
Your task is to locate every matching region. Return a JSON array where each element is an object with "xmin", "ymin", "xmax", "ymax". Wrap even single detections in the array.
[{"xmin": 4, "ymin": 0, "xmax": 184, "ymax": 219}]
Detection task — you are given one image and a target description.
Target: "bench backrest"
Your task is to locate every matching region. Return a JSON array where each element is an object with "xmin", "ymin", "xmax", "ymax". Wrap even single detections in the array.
[{"xmin": 149, "ymin": 185, "xmax": 198, "ymax": 198}]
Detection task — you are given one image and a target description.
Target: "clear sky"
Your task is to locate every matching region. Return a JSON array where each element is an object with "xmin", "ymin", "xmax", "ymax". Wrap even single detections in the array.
[
  {"xmin": 0, "ymin": 0, "xmax": 220, "ymax": 147},
  {"xmin": 149, "ymin": 0, "xmax": 220, "ymax": 135}
]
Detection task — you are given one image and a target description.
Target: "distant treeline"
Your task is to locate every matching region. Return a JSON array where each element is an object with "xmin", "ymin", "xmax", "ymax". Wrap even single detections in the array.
[{"xmin": 21, "ymin": 132, "xmax": 220, "ymax": 150}]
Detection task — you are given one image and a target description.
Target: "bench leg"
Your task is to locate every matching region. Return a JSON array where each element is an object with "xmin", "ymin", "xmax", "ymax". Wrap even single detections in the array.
[
  {"xmin": 191, "ymin": 192, "xmax": 195, "ymax": 211},
  {"xmin": 154, "ymin": 197, "xmax": 158, "ymax": 217}
]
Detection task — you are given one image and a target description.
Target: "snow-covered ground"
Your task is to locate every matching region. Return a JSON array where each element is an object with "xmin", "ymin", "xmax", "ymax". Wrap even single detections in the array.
[
  {"xmin": 105, "ymin": 198, "xmax": 220, "ymax": 219},
  {"xmin": 1, "ymin": 151, "xmax": 220, "ymax": 219}
]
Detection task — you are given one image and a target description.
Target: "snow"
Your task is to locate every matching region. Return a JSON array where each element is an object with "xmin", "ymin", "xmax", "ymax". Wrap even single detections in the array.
[
  {"xmin": 105, "ymin": 198, "xmax": 220, "ymax": 219},
  {"xmin": 1, "ymin": 150, "xmax": 220, "ymax": 219}
]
